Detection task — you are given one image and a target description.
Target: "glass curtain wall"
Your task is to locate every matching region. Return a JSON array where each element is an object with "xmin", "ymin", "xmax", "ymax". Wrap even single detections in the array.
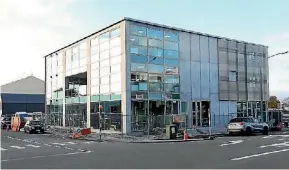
[
  {"xmin": 89, "ymin": 27, "xmax": 122, "ymax": 131},
  {"xmin": 129, "ymin": 25, "xmax": 180, "ymax": 132}
]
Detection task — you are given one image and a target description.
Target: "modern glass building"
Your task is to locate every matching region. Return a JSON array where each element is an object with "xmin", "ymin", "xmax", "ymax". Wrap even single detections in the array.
[{"xmin": 44, "ymin": 17, "xmax": 269, "ymax": 134}]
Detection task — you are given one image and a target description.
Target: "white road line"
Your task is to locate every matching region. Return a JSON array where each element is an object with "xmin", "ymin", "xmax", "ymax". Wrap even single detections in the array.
[
  {"xmin": 64, "ymin": 142, "xmax": 76, "ymax": 145},
  {"xmin": 231, "ymin": 148, "xmax": 289, "ymax": 161},
  {"xmin": 258, "ymin": 142, "xmax": 289, "ymax": 148},
  {"xmin": 10, "ymin": 146, "xmax": 25, "ymax": 149},
  {"xmin": 220, "ymin": 140, "xmax": 244, "ymax": 146},
  {"xmin": 83, "ymin": 141, "xmax": 94, "ymax": 144},
  {"xmin": 263, "ymin": 135, "xmax": 289, "ymax": 139},
  {"xmin": 1, "ymin": 147, "xmax": 7, "ymax": 151},
  {"xmin": 52, "ymin": 143, "xmax": 66, "ymax": 146},
  {"xmin": 26, "ymin": 144, "xmax": 41, "ymax": 148}
]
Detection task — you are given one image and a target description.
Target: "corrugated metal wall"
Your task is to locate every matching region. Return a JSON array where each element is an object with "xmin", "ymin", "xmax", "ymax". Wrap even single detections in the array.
[{"xmin": 1, "ymin": 93, "xmax": 45, "ymax": 115}]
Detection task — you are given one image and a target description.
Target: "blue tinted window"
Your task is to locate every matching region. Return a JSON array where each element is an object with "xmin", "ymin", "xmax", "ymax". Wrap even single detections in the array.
[
  {"xmin": 131, "ymin": 55, "xmax": 147, "ymax": 63},
  {"xmin": 149, "ymin": 83, "xmax": 162, "ymax": 92},
  {"xmin": 131, "ymin": 83, "xmax": 148, "ymax": 91},
  {"xmin": 164, "ymin": 50, "xmax": 179, "ymax": 59},
  {"xmin": 165, "ymin": 59, "xmax": 179, "ymax": 67},
  {"xmin": 149, "ymin": 93, "xmax": 162, "ymax": 100},
  {"xmin": 130, "ymin": 45, "xmax": 147, "ymax": 55},
  {"xmin": 131, "ymin": 25, "xmax": 146, "ymax": 36},
  {"xmin": 149, "ymin": 56, "xmax": 163, "ymax": 65},
  {"xmin": 164, "ymin": 41, "xmax": 178, "ymax": 51},
  {"xmin": 111, "ymin": 28, "xmax": 120, "ymax": 38},
  {"xmin": 164, "ymin": 32, "xmax": 178, "ymax": 42},
  {"xmin": 164, "ymin": 75, "xmax": 179, "ymax": 83},
  {"xmin": 148, "ymin": 39, "xmax": 163, "ymax": 48},
  {"xmin": 148, "ymin": 64, "xmax": 164, "ymax": 73},
  {"xmin": 147, "ymin": 28, "xmax": 163, "ymax": 40},
  {"xmin": 131, "ymin": 63, "xmax": 147, "ymax": 72},
  {"xmin": 148, "ymin": 47, "xmax": 163, "ymax": 57},
  {"xmin": 164, "ymin": 83, "xmax": 180, "ymax": 93},
  {"xmin": 100, "ymin": 32, "xmax": 109, "ymax": 42},
  {"xmin": 130, "ymin": 36, "xmax": 147, "ymax": 46}
]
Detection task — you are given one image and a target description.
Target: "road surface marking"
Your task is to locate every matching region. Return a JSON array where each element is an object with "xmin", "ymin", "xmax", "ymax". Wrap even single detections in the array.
[
  {"xmin": 220, "ymin": 140, "xmax": 243, "ymax": 146},
  {"xmin": 263, "ymin": 135, "xmax": 289, "ymax": 139},
  {"xmin": 0, "ymin": 151, "xmax": 90, "ymax": 162},
  {"xmin": 10, "ymin": 146, "xmax": 25, "ymax": 149},
  {"xmin": 1, "ymin": 147, "xmax": 7, "ymax": 151},
  {"xmin": 52, "ymin": 143, "xmax": 66, "ymax": 146},
  {"xmin": 64, "ymin": 142, "xmax": 76, "ymax": 145},
  {"xmin": 258, "ymin": 142, "xmax": 289, "ymax": 148},
  {"xmin": 26, "ymin": 144, "xmax": 41, "ymax": 148},
  {"xmin": 231, "ymin": 148, "xmax": 289, "ymax": 160},
  {"xmin": 83, "ymin": 141, "xmax": 95, "ymax": 144},
  {"xmin": 278, "ymin": 138, "xmax": 285, "ymax": 141}
]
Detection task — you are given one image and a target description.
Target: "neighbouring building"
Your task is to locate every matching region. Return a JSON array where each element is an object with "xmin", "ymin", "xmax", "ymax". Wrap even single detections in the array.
[
  {"xmin": 44, "ymin": 17, "xmax": 269, "ymax": 134},
  {"xmin": 0, "ymin": 76, "xmax": 45, "ymax": 116}
]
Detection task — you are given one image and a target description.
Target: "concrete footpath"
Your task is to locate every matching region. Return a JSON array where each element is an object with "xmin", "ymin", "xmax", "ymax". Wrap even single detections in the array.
[{"xmin": 45, "ymin": 126, "xmax": 226, "ymax": 143}]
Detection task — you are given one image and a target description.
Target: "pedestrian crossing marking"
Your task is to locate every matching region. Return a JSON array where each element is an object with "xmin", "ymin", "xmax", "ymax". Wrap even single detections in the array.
[
  {"xmin": 27, "ymin": 144, "xmax": 41, "ymax": 148},
  {"xmin": 10, "ymin": 146, "xmax": 25, "ymax": 149},
  {"xmin": 1, "ymin": 147, "xmax": 7, "ymax": 151},
  {"xmin": 52, "ymin": 143, "xmax": 66, "ymax": 146}
]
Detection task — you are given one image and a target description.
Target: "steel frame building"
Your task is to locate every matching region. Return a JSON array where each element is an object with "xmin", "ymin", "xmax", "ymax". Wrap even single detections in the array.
[{"xmin": 44, "ymin": 17, "xmax": 269, "ymax": 134}]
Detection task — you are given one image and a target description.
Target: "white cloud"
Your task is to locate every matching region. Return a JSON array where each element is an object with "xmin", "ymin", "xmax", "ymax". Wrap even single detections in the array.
[{"xmin": 0, "ymin": 0, "xmax": 80, "ymax": 86}]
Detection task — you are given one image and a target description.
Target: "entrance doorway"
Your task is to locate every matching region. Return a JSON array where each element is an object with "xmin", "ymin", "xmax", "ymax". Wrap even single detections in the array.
[{"xmin": 192, "ymin": 101, "xmax": 210, "ymax": 127}]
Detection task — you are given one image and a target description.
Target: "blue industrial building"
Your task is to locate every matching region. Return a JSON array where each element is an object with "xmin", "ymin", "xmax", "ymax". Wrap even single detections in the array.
[{"xmin": 0, "ymin": 76, "xmax": 45, "ymax": 116}]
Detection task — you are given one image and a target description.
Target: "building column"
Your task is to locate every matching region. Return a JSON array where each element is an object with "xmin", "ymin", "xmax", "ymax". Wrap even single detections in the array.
[
  {"xmin": 86, "ymin": 40, "xmax": 91, "ymax": 128},
  {"xmin": 61, "ymin": 52, "xmax": 66, "ymax": 127}
]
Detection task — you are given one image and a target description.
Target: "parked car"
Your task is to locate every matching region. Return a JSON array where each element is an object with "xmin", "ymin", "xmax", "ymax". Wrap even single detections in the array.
[
  {"xmin": 1, "ymin": 116, "xmax": 11, "ymax": 129},
  {"xmin": 227, "ymin": 117, "xmax": 269, "ymax": 136},
  {"xmin": 24, "ymin": 120, "xmax": 45, "ymax": 134}
]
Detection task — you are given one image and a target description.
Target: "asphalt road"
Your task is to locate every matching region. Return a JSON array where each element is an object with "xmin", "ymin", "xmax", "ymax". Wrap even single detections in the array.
[{"xmin": 2, "ymin": 130, "xmax": 289, "ymax": 169}]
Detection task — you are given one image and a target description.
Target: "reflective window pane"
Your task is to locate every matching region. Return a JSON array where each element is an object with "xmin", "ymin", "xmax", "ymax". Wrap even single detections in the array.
[
  {"xmin": 111, "ymin": 56, "xmax": 121, "ymax": 65},
  {"xmin": 111, "ymin": 73, "xmax": 121, "ymax": 83},
  {"xmin": 111, "ymin": 28, "xmax": 120, "ymax": 38},
  {"xmin": 131, "ymin": 72, "xmax": 148, "ymax": 82},
  {"xmin": 131, "ymin": 25, "xmax": 146, "ymax": 36},
  {"xmin": 110, "ymin": 37, "xmax": 121, "ymax": 48},
  {"xmin": 149, "ymin": 92, "xmax": 162, "ymax": 100},
  {"xmin": 91, "ymin": 46, "xmax": 99, "ymax": 55},
  {"xmin": 91, "ymin": 53, "xmax": 99, "ymax": 63},
  {"xmin": 148, "ymin": 64, "xmax": 164, "ymax": 73},
  {"xmin": 91, "ymin": 86, "xmax": 99, "ymax": 95},
  {"xmin": 131, "ymin": 55, "xmax": 147, "ymax": 64},
  {"xmin": 131, "ymin": 82, "xmax": 148, "ymax": 91},
  {"xmin": 165, "ymin": 59, "xmax": 179, "ymax": 67},
  {"xmin": 149, "ymin": 74, "xmax": 163, "ymax": 82},
  {"xmin": 130, "ymin": 45, "xmax": 147, "ymax": 55},
  {"xmin": 164, "ymin": 32, "xmax": 178, "ymax": 42},
  {"xmin": 110, "ymin": 46, "xmax": 121, "ymax": 57},
  {"xmin": 164, "ymin": 83, "xmax": 180, "ymax": 93},
  {"xmin": 91, "ymin": 69, "xmax": 99, "ymax": 78},
  {"xmin": 164, "ymin": 49, "xmax": 179, "ymax": 59},
  {"xmin": 149, "ymin": 83, "xmax": 162, "ymax": 92},
  {"xmin": 148, "ymin": 47, "xmax": 163, "ymax": 57},
  {"xmin": 149, "ymin": 56, "xmax": 163, "ymax": 65},
  {"xmin": 164, "ymin": 75, "xmax": 179, "ymax": 83},
  {"xmin": 91, "ymin": 37, "xmax": 99, "ymax": 46},
  {"xmin": 91, "ymin": 62, "xmax": 99, "ymax": 70},
  {"xmin": 100, "ymin": 84, "xmax": 110, "ymax": 94},
  {"xmin": 131, "ymin": 63, "xmax": 147, "ymax": 72},
  {"xmin": 100, "ymin": 32, "xmax": 109, "ymax": 42},
  {"xmin": 100, "ymin": 59, "xmax": 109, "ymax": 67},
  {"xmin": 100, "ymin": 67, "xmax": 110, "ymax": 76},
  {"xmin": 164, "ymin": 41, "xmax": 178, "ymax": 51},
  {"xmin": 165, "ymin": 66, "xmax": 179, "ymax": 74},
  {"xmin": 111, "ymin": 64, "xmax": 121, "ymax": 73},
  {"xmin": 91, "ymin": 78, "xmax": 99, "ymax": 86},
  {"xmin": 130, "ymin": 36, "xmax": 147, "ymax": 46},
  {"xmin": 100, "ymin": 41, "xmax": 109, "ymax": 52},
  {"xmin": 147, "ymin": 28, "xmax": 163, "ymax": 40},
  {"xmin": 100, "ymin": 76, "xmax": 109, "ymax": 84},
  {"xmin": 148, "ymin": 39, "xmax": 163, "ymax": 48},
  {"xmin": 99, "ymin": 50, "xmax": 109, "ymax": 60},
  {"xmin": 111, "ymin": 83, "xmax": 121, "ymax": 93}
]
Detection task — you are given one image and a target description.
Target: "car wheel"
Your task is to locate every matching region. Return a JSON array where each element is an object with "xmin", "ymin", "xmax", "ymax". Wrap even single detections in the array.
[
  {"xmin": 263, "ymin": 127, "xmax": 269, "ymax": 135},
  {"xmin": 246, "ymin": 127, "xmax": 252, "ymax": 136}
]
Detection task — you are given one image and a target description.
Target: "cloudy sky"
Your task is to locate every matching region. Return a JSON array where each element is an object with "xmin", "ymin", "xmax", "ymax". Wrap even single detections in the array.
[{"xmin": 0, "ymin": 0, "xmax": 288, "ymax": 100}]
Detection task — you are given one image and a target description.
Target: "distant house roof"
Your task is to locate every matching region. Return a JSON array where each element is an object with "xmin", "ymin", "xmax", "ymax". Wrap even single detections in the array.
[{"xmin": 0, "ymin": 76, "xmax": 45, "ymax": 95}]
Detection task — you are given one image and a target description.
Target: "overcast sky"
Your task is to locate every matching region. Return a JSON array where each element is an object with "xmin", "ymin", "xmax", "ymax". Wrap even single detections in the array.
[{"xmin": 0, "ymin": 0, "xmax": 288, "ymax": 100}]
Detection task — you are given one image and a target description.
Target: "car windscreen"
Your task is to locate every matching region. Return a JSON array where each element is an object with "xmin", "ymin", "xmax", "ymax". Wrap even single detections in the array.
[
  {"xmin": 229, "ymin": 118, "xmax": 249, "ymax": 123},
  {"xmin": 30, "ymin": 121, "xmax": 41, "ymax": 125}
]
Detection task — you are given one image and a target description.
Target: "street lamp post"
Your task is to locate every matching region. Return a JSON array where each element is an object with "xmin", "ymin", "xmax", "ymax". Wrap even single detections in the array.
[{"xmin": 260, "ymin": 50, "xmax": 288, "ymax": 122}]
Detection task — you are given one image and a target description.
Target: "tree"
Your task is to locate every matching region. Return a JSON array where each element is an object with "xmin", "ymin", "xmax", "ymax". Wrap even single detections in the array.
[{"xmin": 268, "ymin": 96, "xmax": 281, "ymax": 108}]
